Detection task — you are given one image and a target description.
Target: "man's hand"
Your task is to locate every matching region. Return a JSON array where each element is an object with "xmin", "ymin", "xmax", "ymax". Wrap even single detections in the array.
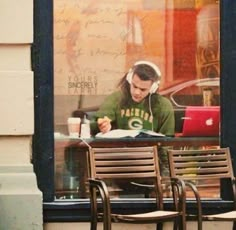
[{"xmin": 97, "ymin": 116, "xmax": 111, "ymax": 133}]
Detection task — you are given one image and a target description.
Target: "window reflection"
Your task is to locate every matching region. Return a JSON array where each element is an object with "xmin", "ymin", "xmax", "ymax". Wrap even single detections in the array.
[{"xmin": 53, "ymin": 0, "xmax": 220, "ymax": 200}]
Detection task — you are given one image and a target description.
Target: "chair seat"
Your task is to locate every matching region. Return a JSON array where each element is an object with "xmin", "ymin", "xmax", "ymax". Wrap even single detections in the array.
[
  {"xmin": 110, "ymin": 210, "xmax": 180, "ymax": 222},
  {"xmin": 204, "ymin": 211, "xmax": 236, "ymax": 221}
]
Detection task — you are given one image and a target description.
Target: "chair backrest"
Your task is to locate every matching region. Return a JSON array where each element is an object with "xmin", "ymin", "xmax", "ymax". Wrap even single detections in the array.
[
  {"xmin": 168, "ymin": 147, "xmax": 236, "ymax": 199},
  {"xmin": 88, "ymin": 146, "xmax": 163, "ymax": 207}
]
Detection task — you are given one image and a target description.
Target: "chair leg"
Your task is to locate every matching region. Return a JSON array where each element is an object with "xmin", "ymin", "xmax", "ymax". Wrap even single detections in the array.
[
  {"xmin": 103, "ymin": 214, "xmax": 111, "ymax": 230},
  {"xmin": 156, "ymin": 222, "xmax": 163, "ymax": 230},
  {"xmin": 173, "ymin": 219, "xmax": 178, "ymax": 230},
  {"xmin": 90, "ymin": 220, "xmax": 97, "ymax": 230},
  {"xmin": 89, "ymin": 193, "xmax": 98, "ymax": 230},
  {"xmin": 104, "ymin": 220, "xmax": 111, "ymax": 230},
  {"xmin": 179, "ymin": 216, "xmax": 186, "ymax": 230},
  {"xmin": 233, "ymin": 221, "xmax": 236, "ymax": 230},
  {"xmin": 90, "ymin": 210, "xmax": 97, "ymax": 230},
  {"xmin": 197, "ymin": 216, "xmax": 202, "ymax": 230}
]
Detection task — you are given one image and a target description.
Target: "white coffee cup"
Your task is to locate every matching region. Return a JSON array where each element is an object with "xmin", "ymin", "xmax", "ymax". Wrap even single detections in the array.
[{"xmin": 67, "ymin": 117, "xmax": 81, "ymax": 137}]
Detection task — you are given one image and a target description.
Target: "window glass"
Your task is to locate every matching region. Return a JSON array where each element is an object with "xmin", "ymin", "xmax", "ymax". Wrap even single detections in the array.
[{"xmin": 53, "ymin": 0, "xmax": 220, "ymax": 200}]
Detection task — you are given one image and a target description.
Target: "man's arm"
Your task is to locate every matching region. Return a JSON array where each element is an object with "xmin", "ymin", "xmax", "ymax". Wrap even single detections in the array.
[{"xmin": 90, "ymin": 92, "xmax": 119, "ymax": 135}]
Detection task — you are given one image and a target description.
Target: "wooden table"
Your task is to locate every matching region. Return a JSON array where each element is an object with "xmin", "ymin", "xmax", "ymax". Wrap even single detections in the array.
[{"xmin": 55, "ymin": 136, "xmax": 220, "ymax": 149}]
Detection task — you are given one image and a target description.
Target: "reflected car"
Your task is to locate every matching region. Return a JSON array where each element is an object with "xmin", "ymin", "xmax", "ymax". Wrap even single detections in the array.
[
  {"xmin": 159, "ymin": 77, "xmax": 220, "ymax": 107},
  {"xmin": 159, "ymin": 77, "xmax": 220, "ymax": 133}
]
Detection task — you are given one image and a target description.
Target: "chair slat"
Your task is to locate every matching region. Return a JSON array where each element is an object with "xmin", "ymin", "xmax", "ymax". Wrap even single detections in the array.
[
  {"xmin": 95, "ymin": 159, "xmax": 155, "ymax": 166},
  {"xmin": 94, "ymin": 152, "xmax": 154, "ymax": 160},
  {"xmin": 96, "ymin": 172, "xmax": 157, "ymax": 179},
  {"xmin": 96, "ymin": 166, "xmax": 155, "ymax": 175},
  {"xmin": 172, "ymin": 154, "xmax": 228, "ymax": 162},
  {"xmin": 174, "ymin": 161, "xmax": 229, "ymax": 168}
]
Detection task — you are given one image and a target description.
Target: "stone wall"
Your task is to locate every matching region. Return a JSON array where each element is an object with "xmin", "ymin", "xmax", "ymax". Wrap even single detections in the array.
[{"xmin": 0, "ymin": 0, "xmax": 43, "ymax": 229}]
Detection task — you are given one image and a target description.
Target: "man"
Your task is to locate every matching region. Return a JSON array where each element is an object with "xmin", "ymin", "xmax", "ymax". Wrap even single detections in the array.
[{"xmin": 91, "ymin": 60, "xmax": 175, "ymax": 137}]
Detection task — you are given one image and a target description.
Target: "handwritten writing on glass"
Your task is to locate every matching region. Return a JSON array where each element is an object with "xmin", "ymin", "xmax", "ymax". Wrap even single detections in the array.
[{"xmin": 54, "ymin": 1, "xmax": 131, "ymax": 95}]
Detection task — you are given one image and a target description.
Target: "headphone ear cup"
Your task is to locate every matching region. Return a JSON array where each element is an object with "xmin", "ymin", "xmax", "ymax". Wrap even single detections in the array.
[
  {"xmin": 149, "ymin": 81, "xmax": 159, "ymax": 94},
  {"xmin": 126, "ymin": 69, "xmax": 133, "ymax": 84}
]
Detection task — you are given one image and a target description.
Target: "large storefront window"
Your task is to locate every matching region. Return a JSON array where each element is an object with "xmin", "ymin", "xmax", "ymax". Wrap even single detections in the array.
[{"xmin": 53, "ymin": 0, "xmax": 220, "ymax": 200}]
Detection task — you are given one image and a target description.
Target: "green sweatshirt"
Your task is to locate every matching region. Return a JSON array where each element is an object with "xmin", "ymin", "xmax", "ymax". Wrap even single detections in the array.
[{"xmin": 90, "ymin": 91, "xmax": 175, "ymax": 136}]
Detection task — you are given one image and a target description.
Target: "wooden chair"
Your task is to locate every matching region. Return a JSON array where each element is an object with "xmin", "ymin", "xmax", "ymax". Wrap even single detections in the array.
[
  {"xmin": 168, "ymin": 147, "xmax": 236, "ymax": 230},
  {"xmin": 87, "ymin": 146, "xmax": 186, "ymax": 230}
]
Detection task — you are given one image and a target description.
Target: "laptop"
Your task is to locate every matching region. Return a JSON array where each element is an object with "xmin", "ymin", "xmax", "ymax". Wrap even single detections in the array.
[{"xmin": 181, "ymin": 106, "xmax": 220, "ymax": 137}]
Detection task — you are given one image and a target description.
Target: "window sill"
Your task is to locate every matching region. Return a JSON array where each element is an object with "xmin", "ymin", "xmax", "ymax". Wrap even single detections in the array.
[{"xmin": 43, "ymin": 198, "xmax": 234, "ymax": 222}]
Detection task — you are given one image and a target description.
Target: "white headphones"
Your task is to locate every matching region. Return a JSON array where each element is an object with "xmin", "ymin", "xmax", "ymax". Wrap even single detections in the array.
[{"xmin": 126, "ymin": 60, "xmax": 161, "ymax": 94}]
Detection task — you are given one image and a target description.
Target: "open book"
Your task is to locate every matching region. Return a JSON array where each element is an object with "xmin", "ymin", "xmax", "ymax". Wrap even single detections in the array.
[{"xmin": 95, "ymin": 129, "xmax": 165, "ymax": 138}]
